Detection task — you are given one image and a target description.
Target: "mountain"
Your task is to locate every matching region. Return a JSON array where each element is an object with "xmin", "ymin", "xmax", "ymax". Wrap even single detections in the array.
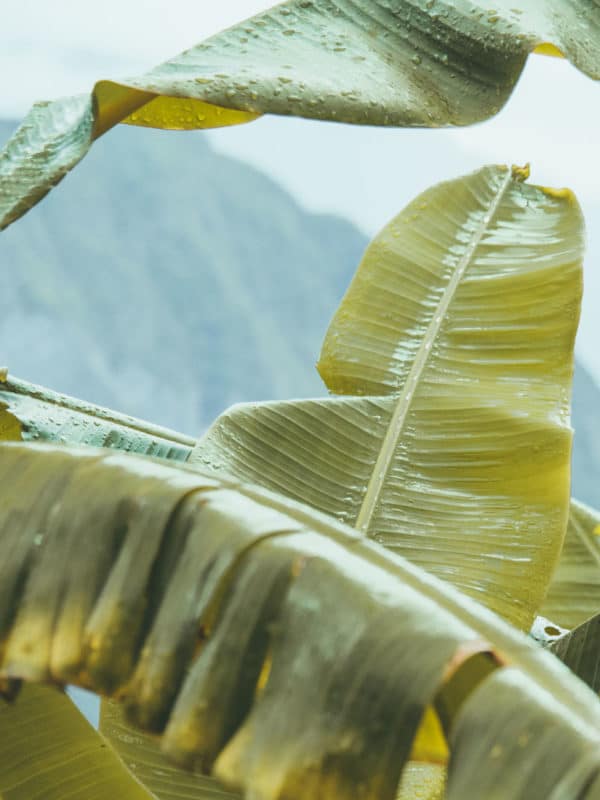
[
  {"xmin": 572, "ymin": 365, "xmax": 600, "ymax": 507},
  {"xmin": 0, "ymin": 119, "xmax": 364, "ymax": 434},
  {"xmin": 1, "ymin": 118, "xmax": 599, "ymax": 507}
]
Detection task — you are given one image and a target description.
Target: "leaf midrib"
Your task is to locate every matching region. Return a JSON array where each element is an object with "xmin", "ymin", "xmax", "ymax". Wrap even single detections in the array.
[{"xmin": 354, "ymin": 168, "xmax": 514, "ymax": 534}]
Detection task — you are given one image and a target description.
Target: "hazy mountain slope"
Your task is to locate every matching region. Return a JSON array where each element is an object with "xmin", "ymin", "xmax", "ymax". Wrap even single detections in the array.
[
  {"xmin": 0, "ymin": 119, "xmax": 364, "ymax": 433},
  {"xmin": 572, "ymin": 365, "xmax": 600, "ymax": 507},
  {"xmin": 0, "ymin": 117, "xmax": 598, "ymax": 507}
]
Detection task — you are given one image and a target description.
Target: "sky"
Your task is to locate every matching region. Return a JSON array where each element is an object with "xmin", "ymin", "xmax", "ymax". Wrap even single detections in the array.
[{"xmin": 2, "ymin": 0, "xmax": 600, "ymax": 385}]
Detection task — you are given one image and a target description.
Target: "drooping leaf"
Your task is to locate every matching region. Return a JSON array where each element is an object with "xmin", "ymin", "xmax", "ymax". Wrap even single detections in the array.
[
  {"xmin": 0, "ymin": 684, "xmax": 155, "ymax": 800},
  {"xmin": 0, "ymin": 380, "xmax": 440, "ymax": 800},
  {"xmin": 1, "ymin": 442, "xmax": 600, "ymax": 799},
  {"xmin": 191, "ymin": 164, "xmax": 583, "ymax": 630},
  {"xmin": 541, "ymin": 499, "xmax": 600, "ymax": 629},
  {"xmin": 0, "ymin": 373, "xmax": 194, "ymax": 460},
  {"xmin": 0, "ymin": 375, "xmax": 232, "ymax": 799},
  {"xmin": 3, "ymin": 1, "xmax": 600, "ymax": 230},
  {"xmin": 542, "ymin": 501, "xmax": 600, "ymax": 695},
  {"xmin": 446, "ymin": 669, "xmax": 600, "ymax": 800}
]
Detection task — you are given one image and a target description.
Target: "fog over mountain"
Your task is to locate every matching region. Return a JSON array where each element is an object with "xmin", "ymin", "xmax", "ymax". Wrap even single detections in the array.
[{"xmin": 1, "ymin": 118, "xmax": 598, "ymax": 506}]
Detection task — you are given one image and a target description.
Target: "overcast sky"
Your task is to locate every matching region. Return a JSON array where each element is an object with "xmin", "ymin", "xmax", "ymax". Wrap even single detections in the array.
[{"xmin": 2, "ymin": 1, "xmax": 600, "ymax": 386}]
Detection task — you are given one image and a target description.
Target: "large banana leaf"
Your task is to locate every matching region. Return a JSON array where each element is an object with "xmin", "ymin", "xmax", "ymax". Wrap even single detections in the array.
[
  {"xmin": 1, "ymin": 442, "xmax": 600, "ymax": 799},
  {"xmin": 2, "ymin": 1, "xmax": 600, "ymax": 230},
  {"xmin": 541, "ymin": 499, "xmax": 600, "ymax": 629},
  {"xmin": 0, "ymin": 684, "xmax": 155, "ymax": 800},
  {"xmin": 0, "ymin": 376, "xmax": 441, "ymax": 798},
  {"xmin": 446, "ymin": 668, "xmax": 600, "ymax": 799},
  {"xmin": 191, "ymin": 164, "xmax": 583, "ymax": 630}
]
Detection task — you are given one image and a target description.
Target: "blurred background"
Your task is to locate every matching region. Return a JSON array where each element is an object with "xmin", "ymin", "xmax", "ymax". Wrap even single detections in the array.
[{"xmin": 1, "ymin": 1, "xmax": 599, "ymax": 505}]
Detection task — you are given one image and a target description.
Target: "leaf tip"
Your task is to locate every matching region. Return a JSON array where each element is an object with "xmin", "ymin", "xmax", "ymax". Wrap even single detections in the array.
[{"xmin": 511, "ymin": 163, "xmax": 530, "ymax": 182}]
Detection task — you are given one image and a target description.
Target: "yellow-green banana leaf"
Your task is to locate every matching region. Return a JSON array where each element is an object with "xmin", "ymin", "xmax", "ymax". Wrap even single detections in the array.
[
  {"xmin": 191, "ymin": 164, "xmax": 583, "ymax": 630},
  {"xmin": 0, "ymin": 684, "xmax": 155, "ymax": 800},
  {"xmin": 0, "ymin": 375, "xmax": 238, "ymax": 800},
  {"xmin": 542, "ymin": 499, "xmax": 600, "ymax": 630}
]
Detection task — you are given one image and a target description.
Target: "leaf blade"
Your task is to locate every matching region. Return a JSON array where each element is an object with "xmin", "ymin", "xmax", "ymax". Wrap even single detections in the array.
[
  {"xmin": 192, "ymin": 166, "xmax": 583, "ymax": 629},
  {"xmin": 0, "ymin": 685, "xmax": 156, "ymax": 800},
  {"xmin": 3, "ymin": 1, "xmax": 600, "ymax": 229},
  {"xmin": 542, "ymin": 500, "xmax": 600, "ymax": 630}
]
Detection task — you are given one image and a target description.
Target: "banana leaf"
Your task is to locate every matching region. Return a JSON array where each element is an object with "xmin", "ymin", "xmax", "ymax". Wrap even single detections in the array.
[
  {"xmin": 0, "ymin": 684, "xmax": 155, "ymax": 800},
  {"xmin": 446, "ymin": 668, "xmax": 600, "ymax": 799},
  {"xmin": 0, "ymin": 373, "xmax": 194, "ymax": 459},
  {"xmin": 542, "ymin": 501, "xmax": 600, "ymax": 695},
  {"xmin": 191, "ymin": 164, "xmax": 583, "ymax": 630},
  {"xmin": 1, "ymin": 442, "xmax": 600, "ymax": 799},
  {"xmin": 0, "ymin": 372, "xmax": 442, "ymax": 797},
  {"xmin": 2, "ymin": 0, "xmax": 600, "ymax": 230},
  {"xmin": 541, "ymin": 499, "xmax": 600, "ymax": 630}
]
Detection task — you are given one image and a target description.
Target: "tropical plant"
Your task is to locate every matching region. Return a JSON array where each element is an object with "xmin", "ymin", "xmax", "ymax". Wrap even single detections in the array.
[{"xmin": 2, "ymin": 2, "xmax": 600, "ymax": 799}]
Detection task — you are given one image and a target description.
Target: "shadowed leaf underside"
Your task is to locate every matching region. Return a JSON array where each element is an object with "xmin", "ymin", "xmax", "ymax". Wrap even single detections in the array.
[{"xmin": 1, "ymin": 443, "xmax": 600, "ymax": 799}]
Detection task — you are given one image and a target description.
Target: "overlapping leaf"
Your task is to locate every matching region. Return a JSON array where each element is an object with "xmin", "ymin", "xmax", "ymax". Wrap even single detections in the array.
[
  {"xmin": 0, "ymin": 379, "xmax": 227, "ymax": 800},
  {"xmin": 192, "ymin": 164, "xmax": 583, "ymax": 630},
  {"xmin": 0, "ymin": 374, "xmax": 440, "ymax": 799},
  {"xmin": 0, "ymin": 374, "xmax": 445, "ymax": 798},
  {"xmin": 101, "ymin": 700, "xmax": 239, "ymax": 800},
  {"xmin": 2, "ymin": 442, "xmax": 600, "ymax": 799},
  {"xmin": 2, "ymin": 0, "xmax": 600, "ymax": 230},
  {"xmin": 0, "ymin": 685, "xmax": 155, "ymax": 800},
  {"xmin": 0, "ymin": 373, "xmax": 194, "ymax": 460},
  {"xmin": 446, "ymin": 668, "xmax": 600, "ymax": 799},
  {"xmin": 542, "ymin": 499, "xmax": 600, "ymax": 630}
]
